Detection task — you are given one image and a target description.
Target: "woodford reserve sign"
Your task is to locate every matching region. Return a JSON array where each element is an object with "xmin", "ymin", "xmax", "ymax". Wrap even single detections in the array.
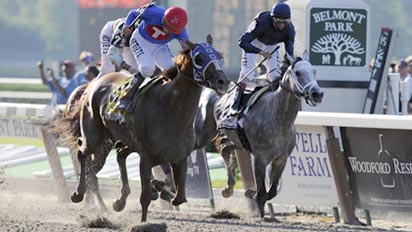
[{"xmin": 310, "ymin": 8, "xmax": 367, "ymax": 67}]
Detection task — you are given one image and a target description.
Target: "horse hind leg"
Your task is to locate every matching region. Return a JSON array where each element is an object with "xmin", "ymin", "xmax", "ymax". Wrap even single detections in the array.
[
  {"xmin": 152, "ymin": 164, "xmax": 174, "ymax": 202},
  {"xmin": 112, "ymin": 141, "xmax": 132, "ymax": 212},
  {"xmin": 71, "ymin": 138, "xmax": 88, "ymax": 203},
  {"xmin": 84, "ymin": 146, "xmax": 112, "ymax": 211},
  {"xmin": 221, "ymin": 146, "xmax": 236, "ymax": 198}
]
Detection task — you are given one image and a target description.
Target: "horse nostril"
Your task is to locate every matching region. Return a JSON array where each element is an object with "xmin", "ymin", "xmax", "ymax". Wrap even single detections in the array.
[
  {"xmin": 311, "ymin": 91, "xmax": 321, "ymax": 99},
  {"xmin": 311, "ymin": 91, "xmax": 324, "ymax": 101},
  {"xmin": 217, "ymin": 79, "xmax": 225, "ymax": 86}
]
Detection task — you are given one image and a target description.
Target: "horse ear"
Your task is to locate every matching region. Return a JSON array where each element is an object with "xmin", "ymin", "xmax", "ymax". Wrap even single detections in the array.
[
  {"xmin": 181, "ymin": 40, "xmax": 197, "ymax": 50},
  {"xmin": 303, "ymin": 50, "xmax": 309, "ymax": 61},
  {"xmin": 286, "ymin": 52, "xmax": 295, "ymax": 65},
  {"xmin": 206, "ymin": 34, "xmax": 213, "ymax": 45}
]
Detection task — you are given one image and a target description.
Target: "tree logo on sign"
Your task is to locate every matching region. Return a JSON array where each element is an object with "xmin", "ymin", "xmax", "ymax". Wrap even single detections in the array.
[{"xmin": 311, "ymin": 33, "xmax": 365, "ymax": 65}]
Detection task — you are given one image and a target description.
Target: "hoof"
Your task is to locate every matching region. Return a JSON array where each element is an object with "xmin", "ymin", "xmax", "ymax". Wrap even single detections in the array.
[
  {"xmin": 172, "ymin": 197, "xmax": 187, "ymax": 206},
  {"xmin": 112, "ymin": 199, "xmax": 126, "ymax": 212},
  {"xmin": 160, "ymin": 190, "xmax": 174, "ymax": 202},
  {"xmin": 151, "ymin": 179, "xmax": 165, "ymax": 192},
  {"xmin": 245, "ymin": 189, "xmax": 257, "ymax": 200},
  {"xmin": 264, "ymin": 217, "xmax": 281, "ymax": 223},
  {"xmin": 71, "ymin": 192, "xmax": 84, "ymax": 203},
  {"xmin": 151, "ymin": 187, "xmax": 159, "ymax": 201},
  {"xmin": 222, "ymin": 187, "xmax": 234, "ymax": 198}
]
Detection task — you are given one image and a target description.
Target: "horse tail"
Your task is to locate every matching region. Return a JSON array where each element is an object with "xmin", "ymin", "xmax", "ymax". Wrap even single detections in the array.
[
  {"xmin": 49, "ymin": 102, "xmax": 82, "ymax": 153},
  {"xmin": 50, "ymin": 85, "xmax": 87, "ymax": 152}
]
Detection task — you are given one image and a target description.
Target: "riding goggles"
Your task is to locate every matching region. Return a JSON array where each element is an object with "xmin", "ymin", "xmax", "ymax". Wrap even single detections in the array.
[{"xmin": 273, "ymin": 17, "xmax": 290, "ymax": 25}]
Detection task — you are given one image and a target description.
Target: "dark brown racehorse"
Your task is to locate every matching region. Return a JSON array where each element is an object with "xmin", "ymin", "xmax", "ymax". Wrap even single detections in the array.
[{"xmin": 55, "ymin": 39, "xmax": 229, "ymax": 222}]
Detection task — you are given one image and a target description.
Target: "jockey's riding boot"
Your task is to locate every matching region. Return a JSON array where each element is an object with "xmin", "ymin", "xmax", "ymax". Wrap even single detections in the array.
[
  {"xmin": 117, "ymin": 72, "xmax": 145, "ymax": 113},
  {"xmin": 229, "ymin": 84, "xmax": 246, "ymax": 116}
]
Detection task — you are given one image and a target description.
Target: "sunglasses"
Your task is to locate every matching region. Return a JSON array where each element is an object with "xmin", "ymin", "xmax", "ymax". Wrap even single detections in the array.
[{"xmin": 273, "ymin": 17, "xmax": 290, "ymax": 25}]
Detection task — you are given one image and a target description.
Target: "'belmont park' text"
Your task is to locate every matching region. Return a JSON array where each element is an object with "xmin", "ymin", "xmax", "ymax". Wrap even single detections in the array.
[
  {"xmin": 312, "ymin": 9, "xmax": 366, "ymax": 32},
  {"xmin": 348, "ymin": 157, "xmax": 412, "ymax": 175}
]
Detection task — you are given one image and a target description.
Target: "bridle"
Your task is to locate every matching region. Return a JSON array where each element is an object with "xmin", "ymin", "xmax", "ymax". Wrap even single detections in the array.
[
  {"xmin": 280, "ymin": 59, "xmax": 319, "ymax": 106},
  {"xmin": 177, "ymin": 42, "xmax": 224, "ymax": 88}
]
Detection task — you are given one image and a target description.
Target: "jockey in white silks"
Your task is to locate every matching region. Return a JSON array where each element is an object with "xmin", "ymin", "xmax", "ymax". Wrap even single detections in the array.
[
  {"xmin": 97, "ymin": 18, "xmax": 138, "ymax": 78},
  {"xmin": 116, "ymin": 4, "xmax": 189, "ymax": 112}
]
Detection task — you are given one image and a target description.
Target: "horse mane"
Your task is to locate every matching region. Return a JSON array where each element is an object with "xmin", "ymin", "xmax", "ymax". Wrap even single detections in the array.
[{"xmin": 159, "ymin": 48, "xmax": 192, "ymax": 80}]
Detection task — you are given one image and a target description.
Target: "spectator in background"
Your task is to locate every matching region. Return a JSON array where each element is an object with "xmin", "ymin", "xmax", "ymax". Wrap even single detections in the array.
[
  {"xmin": 79, "ymin": 50, "xmax": 95, "ymax": 68},
  {"xmin": 85, "ymin": 65, "xmax": 99, "ymax": 81},
  {"xmin": 406, "ymin": 56, "xmax": 412, "ymax": 76},
  {"xmin": 65, "ymin": 63, "xmax": 91, "ymax": 94},
  {"xmin": 397, "ymin": 60, "xmax": 412, "ymax": 113},
  {"xmin": 37, "ymin": 60, "xmax": 77, "ymax": 106},
  {"xmin": 398, "ymin": 60, "xmax": 411, "ymax": 81},
  {"xmin": 368, "ymin": 58, "xmax": 375, "ymax": 72}
]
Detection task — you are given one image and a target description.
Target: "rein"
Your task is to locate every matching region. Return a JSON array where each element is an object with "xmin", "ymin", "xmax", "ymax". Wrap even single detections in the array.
[{"xmin": 280, "ymin": 65, "xmax": 317, "ymax": 101}]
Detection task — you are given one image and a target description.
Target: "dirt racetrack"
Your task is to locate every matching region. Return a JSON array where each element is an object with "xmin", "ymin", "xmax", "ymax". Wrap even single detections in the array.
[{"xmin": 1, "ymin": 177, "xmax": 412, "ymax": 232}]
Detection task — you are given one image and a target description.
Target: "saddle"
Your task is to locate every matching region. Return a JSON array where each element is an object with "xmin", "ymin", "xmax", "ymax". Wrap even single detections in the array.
[
  {"xmin": 218, "ymin": 85, "xmax": 271, "ymax": 152},
  {"xmin": 104, "ymin": 76, "xmax": 166, "ymax": 123},
  {"xmin": 218, "ymin": 85, "xmax": 270, "ymax": 129}
]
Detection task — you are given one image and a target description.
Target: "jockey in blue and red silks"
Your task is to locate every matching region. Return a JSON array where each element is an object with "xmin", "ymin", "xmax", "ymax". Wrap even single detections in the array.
[
  {"xmin": 115, "ymin": 4, "xmax": 189, "ymax": 112},
  {"xmin": 230, "ymin": 2, "xmax": 296, "ymax": 115}
]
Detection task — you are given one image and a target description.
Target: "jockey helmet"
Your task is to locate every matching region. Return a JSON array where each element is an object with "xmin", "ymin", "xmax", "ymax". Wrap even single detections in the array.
[
  {"xmin": 163, "ymin": 6, "xmax": 188, "ymax": 34},
  {"xmin": 271, "ymin": 2, "xmax": 291, "ymax": 19}
]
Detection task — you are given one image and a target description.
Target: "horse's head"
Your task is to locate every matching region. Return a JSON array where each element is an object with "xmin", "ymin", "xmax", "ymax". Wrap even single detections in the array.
[
  {"xmin": 281, "ymin": 54, "xmax": 323, "ymax": 106},
  {"xmin": 177, "ymin": 37, "xmax": 230, "ymax": 95}
]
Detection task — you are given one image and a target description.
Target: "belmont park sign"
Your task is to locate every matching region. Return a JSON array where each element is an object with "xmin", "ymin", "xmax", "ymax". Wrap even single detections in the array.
[{"xmin": 309, "ymin": 8, "xmax": 367, "ymax": 66}]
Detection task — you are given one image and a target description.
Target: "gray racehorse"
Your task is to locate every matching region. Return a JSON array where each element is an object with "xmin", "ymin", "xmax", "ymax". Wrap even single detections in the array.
[{"xmin": 198, "ymin": 54, "xmax": 323, "ymax": 221}]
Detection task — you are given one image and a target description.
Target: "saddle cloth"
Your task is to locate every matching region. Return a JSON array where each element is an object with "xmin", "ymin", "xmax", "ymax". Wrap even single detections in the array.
[
  {"xmin": 104, "ymin": 76, "xmax": 165, "ymax": 123},
  {"xmin": 217, "ymin": 85, "xmax": 270, "ymax": 130}
]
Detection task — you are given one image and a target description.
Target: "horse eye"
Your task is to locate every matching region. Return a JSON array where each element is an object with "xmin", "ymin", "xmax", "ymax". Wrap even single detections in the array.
[
  {"xmin": 295, "ymin": 71, "xmax": 301, "ymax": 77},
  {"xmin": 194, "ymin": 54, "xmax": 205, "ymax": 66}
]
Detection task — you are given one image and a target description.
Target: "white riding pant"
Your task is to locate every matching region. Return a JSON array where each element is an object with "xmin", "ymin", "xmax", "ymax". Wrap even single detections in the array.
[
  {"xmin": 129, "ymin": 30, "xmax": 174, "ymax": 78},
  {"xmin": 239, "ymin": 39, "xmax": 281, "ymax": 84}
]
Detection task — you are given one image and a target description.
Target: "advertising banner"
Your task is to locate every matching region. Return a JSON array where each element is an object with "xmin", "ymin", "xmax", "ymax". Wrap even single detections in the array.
[
  {"xmin": 362, "ymin": 28, "xmax": 394, "ymax": 114},
  {"xmin": 0, "ymin": 117, "xmax": 42, "ymax": 138},
  {"xmin": 269, "ymin": 125, "xmax": 339, "ymax": 207},
  {"xmin": 186, "ymin": 148, "xmax": 213, "ymax": 200},
  {"xmin": 309, "ymin": 8, "xmax": 367, "ymax": 67},
  {"xmin": 342, "ymin": 127, "xmax": 412, "ymax": 211}
]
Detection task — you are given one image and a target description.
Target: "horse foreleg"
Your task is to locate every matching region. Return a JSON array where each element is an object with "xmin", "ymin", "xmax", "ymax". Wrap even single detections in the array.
[
  {"xmin": 171, "ymin": 159, "xmax": 188, "ymax": 206},
  {"xmin": 113, "ymin": 142, "xmax": 132, "ymax": 212},
  {"xmin": 139, "ymin": 158, "xmax": 153, "ymax": 222},
  {"xmin": 266, "ymin": 156, "xmax": 288, "ymax": 201},
  {"xmin": 252, "ymin": 157, "xmax": 267, "ymax": 219},
  {"xmin": 221, "ymin": 148, "xmax": 235, "ymax": 198},
  {"xmin": 71, "ymin": 149, "xmax": 87, "ymax": 203}
]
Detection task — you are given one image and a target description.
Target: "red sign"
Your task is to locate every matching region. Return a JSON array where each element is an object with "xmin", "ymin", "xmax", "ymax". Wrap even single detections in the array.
[{"xmin": 78, "ymin": 0, "xmax": 149, "ymax": 9}]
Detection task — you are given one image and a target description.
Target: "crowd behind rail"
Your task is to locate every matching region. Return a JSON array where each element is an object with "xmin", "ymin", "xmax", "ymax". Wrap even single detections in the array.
[{"xmin": 368, "ymin": 56, "xmax": 412, "ymax": 114}]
